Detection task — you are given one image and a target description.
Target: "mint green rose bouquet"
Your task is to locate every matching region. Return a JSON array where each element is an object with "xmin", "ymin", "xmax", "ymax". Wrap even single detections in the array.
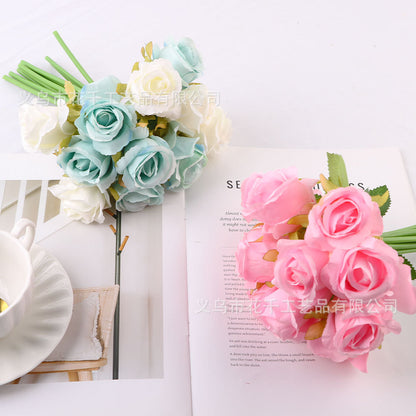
[
  {"xmin": 4, "ymin": 31, "xmax": 231, "ymax": 222},
  {"xmin": 3, "ymin": 31, "xmax": 232, "ymax": 382}
]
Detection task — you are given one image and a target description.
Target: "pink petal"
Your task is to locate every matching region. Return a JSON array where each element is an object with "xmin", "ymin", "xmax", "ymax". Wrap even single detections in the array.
[
  {"xmin": 391, "ymin": 263, "xmax": 416, "ymax": 314},
  {"xmin": 349, "ymin": 353, "xmax": 369, "ymax": 373}
]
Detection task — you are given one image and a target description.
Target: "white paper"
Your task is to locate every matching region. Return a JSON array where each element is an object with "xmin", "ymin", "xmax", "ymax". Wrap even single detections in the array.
[{"xmin": 185, "ymin": 146, "xmax": 416, "ymax": 416}]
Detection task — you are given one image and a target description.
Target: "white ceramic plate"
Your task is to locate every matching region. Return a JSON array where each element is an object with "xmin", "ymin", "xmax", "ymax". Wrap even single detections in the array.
[{"xmin": 0, "ymin": 244, "xmax": 73, "ymax": 385}]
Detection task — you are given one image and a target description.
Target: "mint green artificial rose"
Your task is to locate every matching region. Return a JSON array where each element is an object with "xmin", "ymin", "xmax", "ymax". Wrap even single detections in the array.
[
  {"xmin": 57, "ymin": 136, "xmax": 117, "ymax": 192},
  {"xmin": 79, "ymin": 75, "xmax": 121, "ymax": 106},
  {"xmin": 116, "ymin": 129, "xmax": 176, "ymax": 190},
  {"xmin": 112, "ymin": 182, "xmax": 164, "ymax": 212},
  {"xmin": 166, "ymin": 144, "xmax": 207, "ymax": 190},
  {"xmin": 76, "ymin": 76, "xmax": 137, "ymax": 155},
  {"xmin": 164, "ymin": 123, "xmax": 207, "ymax": 191},
  {"xmin": 153, "ymin": 38, "xmax": 203, "ymax": 85}
]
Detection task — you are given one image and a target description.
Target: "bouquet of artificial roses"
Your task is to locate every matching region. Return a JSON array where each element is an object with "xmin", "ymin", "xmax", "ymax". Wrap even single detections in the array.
[
  {"xmin": 4, "ymin": 32, "xmax": 230, "ymax": 223},
  {"xmin": 236, "ymin": 153, "xmax": 416, "ymax": 372}
]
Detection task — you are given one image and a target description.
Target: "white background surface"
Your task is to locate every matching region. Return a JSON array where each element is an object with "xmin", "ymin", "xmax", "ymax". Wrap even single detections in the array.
[
  {"xmin": 2, "ymin": 0, "xmax": 416, "ymax": 193},
  {"xmin": 0, "ymin": 0, "xmax": 416, "ymax": 187},
  {"xmin": 1, "ymin": 0, "xmax": 416, "ymax": 414}
]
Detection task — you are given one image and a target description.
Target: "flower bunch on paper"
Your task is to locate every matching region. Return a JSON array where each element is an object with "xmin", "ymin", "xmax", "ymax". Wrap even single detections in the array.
[
  {"xmin": 236, "ymin": 153, "xmax": 416, "ymax": 372},
  {"xmin": 5, "ymin": 33, "xmax": 231, "ymax": 224}
]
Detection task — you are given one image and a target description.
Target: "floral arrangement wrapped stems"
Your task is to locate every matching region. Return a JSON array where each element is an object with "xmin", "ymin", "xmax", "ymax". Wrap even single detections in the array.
[
  {"xmin": 5, "ymin": 32, "xmax": 231, "ymax": 221},
  {"xmin": 4, "ymin": 31, "xmax": 231, "ymax": 379},
  {"xmin": 236, "ymin": 153, "xmax": 416, "ymax": 372}
]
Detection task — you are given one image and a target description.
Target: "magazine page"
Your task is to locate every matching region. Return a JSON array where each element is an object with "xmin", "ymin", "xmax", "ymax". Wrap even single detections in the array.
[
  {"xmin": 0, "ymin": 154, "xmax": 191, "ymax": 415},
  {"xmin": 185, "ymin": 146, "xmax": 416, "ymax": 416}
]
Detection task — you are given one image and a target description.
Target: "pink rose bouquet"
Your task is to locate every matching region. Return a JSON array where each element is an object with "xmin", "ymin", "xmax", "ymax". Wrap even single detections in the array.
[{"xmin": 236, "ymin": 153, "xmax": 416, "ymax": 372}]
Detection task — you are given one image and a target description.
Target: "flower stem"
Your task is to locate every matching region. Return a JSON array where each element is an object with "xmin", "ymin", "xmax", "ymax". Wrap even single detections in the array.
[
  {"xmin": 394, "ymin": 248, "xmax": 416, "ymax": 255},
  {"xmin": 19, "ymin": 60, "xmax": 67, "ymax": 89},
  {"xmin": 17, "ymin": 65, "xmax": 66, "ymax": 95},
  {"xmin": 387, "ymin": 243, "xmax": 416, "ymax": 250},
  {"xmin": 8, "ymin": 71, "xmax": 51, "ymax": 94},
  {"xmin": 382, "ymin": 236, "xmax": 416, "ymax": 244},
  {"xmin": 2, "ymin": 74, "xmax": 56, "ymax": 104},
  {"xmin": 382, "ymin": 225, "xmax": 416, "ymax": 238},
  {"xmin": 113, "ymin": 210, "xmax": 122, "ymax": 380},
  {"xmin": 52, "ymin": 30, "xmax": 93, "ymax": 84},
  {"xmin": 382, "ymin": 225, "xmax": 416, "ymax": 254},
  {"xmin": 45, "ymin": 56, "xmax": 84, "ymax": 91}
]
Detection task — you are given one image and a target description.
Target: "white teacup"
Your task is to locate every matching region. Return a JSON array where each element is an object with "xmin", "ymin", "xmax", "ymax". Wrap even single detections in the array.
[{"xmin": 0, "ymin": 219, "xmax": 35, "ymax": 338}]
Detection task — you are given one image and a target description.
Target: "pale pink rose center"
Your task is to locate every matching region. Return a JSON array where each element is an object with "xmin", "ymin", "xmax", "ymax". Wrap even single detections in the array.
[
  {"xmin": 344, "ymin": 252, "xmax": 386, "ymax": 293},
  {"xmin": 322, "ymin": 199, "xmax": 360, "ymax": 236},
  {"xmin": 342, "ymin": 323, "xmax": 378, "ymax": 353},
  {"xmin": 287, "ymin": 258, "xmax": 310, "ymax": 291}
]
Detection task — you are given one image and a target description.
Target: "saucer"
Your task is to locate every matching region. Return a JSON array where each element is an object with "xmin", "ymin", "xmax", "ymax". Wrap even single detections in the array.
[{"xmin": 0, "ymin": 244, "xmax": 73, "ymax": 385}]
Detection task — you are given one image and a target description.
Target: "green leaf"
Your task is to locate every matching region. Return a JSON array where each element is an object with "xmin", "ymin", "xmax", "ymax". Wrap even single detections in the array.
[
  {"xmin": 327, "ymin": 153, "xmax": 349, "ymax": 188},
  {"xmin": 319, "ymin": 174, "xmax": 339, "ymax": 193},
  {"xmin": 116, "ymin": 83, "xmax": 127, "ymax": 96},
  {"xmin": 315, "ymin": 194, "xmax": 322, "ymax": 203},
  {"xmin": 400, "ymin": 255, "xmax": 416, "ymax": 280},
  {"xmin": 366, "ymin": 185, "xmax": 391, "ymax": 216},
  {"xmin": 145, "ymin": 41, "xmax": 153, "ymax": 60},
  {"xmin": 67, "ymin": 103, "xmax": 82, "ymax": 123}
]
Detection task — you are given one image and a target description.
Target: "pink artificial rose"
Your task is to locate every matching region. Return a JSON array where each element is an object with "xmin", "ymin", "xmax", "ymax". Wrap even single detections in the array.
[
  {"xmin": 273, "ymin": 239, "xmax": 330, "ymax": 305},
  {"xmin": 241, "ymin": 167, "xmax": 316, "ymax": 238},
  {"xmin": 305, "ymin": 186, "xmax": 383, "ymax": 250},
  {"xmin": 251, "ymin": 285, "xmax": 314, "ymax": 341},
  {"xmin": 308, "ymin": 305, "xmax": 401, "ymax": 372},
  {"xmin": 322, "ymin": 238, "xmax": 416, "ymax": 313},
  {"xmin": 236, "ymin": 227, "xmax": 278, "ymax": 284}
]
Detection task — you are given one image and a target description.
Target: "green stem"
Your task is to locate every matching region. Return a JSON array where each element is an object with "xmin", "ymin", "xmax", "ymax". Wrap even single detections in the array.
[
  {"xmin": 17, "ymin": 65, "xmax": 66, "ymax": 95},
  {"xmin": 395, "ymin": 249, "xmax": 416, "ymax": 255},
  {"xmin": 53, "ymin": 30, "xmax": 93, "ymax": 83},
  {"xmin": 9, "ymin": 71, "xmax": 49, "ymax": 94},
  {"xmin": 19, "ymin": 60, "xmax": 67, "ymax": 89},
  {"xmin": 45, "ymin": 56, "xmax": 83, "ymax": 90},
  {"xmin": 15, "ymin": 68, "xmax": 55, "ymax": 96},
  {"xmin": 386, "ymin": 244, "xmax": 416, "ymax": 251},
  {"xmin": 382, "ymin": 225, "xmax": 416, "ymax": 238},
  {"xmin": 113, "ymin": 210, "xmax": 121, "ymax": 380},
  {"xmin": 2, "ymin": 75, "xmax": 56, "ymax": 104},
  {"xmin": 382, "ymin": 224, "xmax": 416, "ymax": 254},
  {"xmin": 383, "ymin": 236, "xmax": 416, "ymax": 244},
  {"xmin": 387, "ymin": 241, "xmax": 416, "ymax": 246}
]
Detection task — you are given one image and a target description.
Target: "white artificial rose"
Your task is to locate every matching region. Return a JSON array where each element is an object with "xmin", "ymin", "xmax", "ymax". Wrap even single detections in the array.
[
  {"xmin": 49, "ymin": 177, "xmax": 111, "ymax": 224},
  {"xmin": 19, "ymin": 99, "xmax": 75, "ymax": 154},
  {"xmin": 125, "ymin": 58, "xmax": 182, "ymax": 119},
  {"xmin": 177, "ymin": 84, "xmax": 210, "ymax": 137},
  {"xmin": 199, "ymin": 104, "xmax": 231, "ymax": 155}
]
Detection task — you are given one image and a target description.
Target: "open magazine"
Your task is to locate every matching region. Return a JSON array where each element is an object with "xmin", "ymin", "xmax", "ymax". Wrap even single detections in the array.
[{"xmin": 0, "ymin": 147, "xmax": 415, "ymax": 415}]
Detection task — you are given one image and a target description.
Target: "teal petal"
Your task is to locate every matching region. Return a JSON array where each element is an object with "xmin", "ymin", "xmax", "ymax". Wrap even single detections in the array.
[
  {"xmin": 113, "ymin": 182, "xmax": 164, "ymax": 212},
  {"xmin": 116, "ymin": 137, "xmax": 175, "ymax": 190},
  {"xmin": 153, "ymin": 38, "xmax": 203, "ymax": 86},
  {"xmin": 172, "ymin": 136, "xmax": 199, "ymax": 159},
  {"xmin": 133, "ymin": 126, "xmax": 150, "ymax": 139},
  {"xmin": 80, "ymin": 75, "xmax": 122, "ymax": 106},
  {"xmin": 163, "ymin": 122, "xmax": 179, "ymax": 149},
  {"xmin": 165, "ymin": 146, "xmax": 207, "ymax": 191},
  {"xmin": 57, "ymin": 136, "xmax": 117, "ymax": 192}
]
